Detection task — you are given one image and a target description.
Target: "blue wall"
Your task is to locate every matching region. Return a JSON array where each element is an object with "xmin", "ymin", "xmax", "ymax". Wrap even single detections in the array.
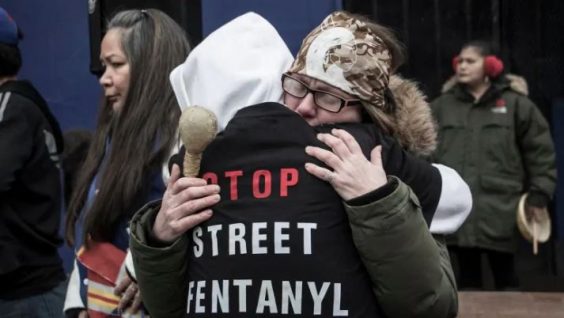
[
  {"xmin": 202, "ymin": 0, "xmax": 342, "ymax": 55},
  {"xmin": 0, "ymin": 0, "xmax": 342, "ymax": 132},
  {"xmin": 0, "ymin": 0, "xmax": 101, "ymax": 272},
  {"xmin": 0, "ymin": 0, "xmax": 100, "ymax": 131}
]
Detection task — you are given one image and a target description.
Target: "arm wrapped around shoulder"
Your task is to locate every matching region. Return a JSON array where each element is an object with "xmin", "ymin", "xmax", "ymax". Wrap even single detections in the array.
[
  {"xmin": 345, "ymin": 177, "xmax": 458, "ymax": 318},
  {"xmin": 129, "ymin": 200, "xmax": 189, "ymax": 318}
]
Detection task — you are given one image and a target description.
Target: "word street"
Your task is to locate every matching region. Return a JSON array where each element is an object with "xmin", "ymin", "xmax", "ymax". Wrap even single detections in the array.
[{"xmin": 192, "ymin": 222, "xmax": 318, "ymax": 257}]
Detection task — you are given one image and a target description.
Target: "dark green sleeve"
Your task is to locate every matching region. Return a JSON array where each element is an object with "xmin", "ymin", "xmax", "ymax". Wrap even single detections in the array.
[
  {"xmin": 129, "ymin": 201, "xmax": 189, "ymax": 318},
  {"xmin": 515, "ymin": 96, "xmax": 557, "ymax": 202},
  {"xmin": 345, "ymin": 176, "xmax": 457, "ymax": 318}
]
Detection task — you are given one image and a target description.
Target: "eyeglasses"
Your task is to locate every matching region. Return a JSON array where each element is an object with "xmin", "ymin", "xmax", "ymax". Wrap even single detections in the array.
[{"xmin": 281, "ymin": 73, "xmax": 362, "ymax": 113}]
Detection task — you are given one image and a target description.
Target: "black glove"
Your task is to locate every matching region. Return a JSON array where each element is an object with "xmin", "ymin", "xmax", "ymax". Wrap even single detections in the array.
[{"xmin": 525, "ymin": 191, "xmax": 549, "ymax": 209}]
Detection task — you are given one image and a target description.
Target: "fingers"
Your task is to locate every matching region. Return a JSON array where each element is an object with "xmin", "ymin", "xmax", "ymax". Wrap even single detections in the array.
[
  {"xmin": 305, "ymin": 146, "xmax": 341, "ymax": 170},
  {"xmin": 304, "ymin": 162, "xmax": 335, "ymax": 183},
  {"xmin": 330, "ymin": 129, "xmax": 363, "ymax": 154},
  {"xmin": 154, "ymin": 177, "xmax": 220, "ymax": 242},
  {"xmin": 169, "ymin": 176, "xmax": 209, "ymax": 195},
  {"xmin": 317, "ymin": 132, "xmax": 351, "ymax": 159},
  {"xmin": 310, "ymin": 129, "xmax": 366, "ymax": 170},
  {"xmin": 177, "ymin": 183, "xmax": 220, "ymax": 202},
  {"xmin": 535, "ymin": 208, "xmax": 545, "ymax": 222},
  {"xmin": 370, "ymin": 145, "xmax": 384, "ymax": 170},
  {"xmin": 126, "ymin": 290, "xmax": 143, "ymax": 314},
  {"xmin": 172, "ymin": 209, "xmax": 214, "ymax": 234},
  {"xmin": 169, "ymin": 183, "xmax": 220, "ymax": 209},
  {"xmin": 168, "ymin": 164, "xmax": 181, "ymax": 188},
  {"xmin": 117, "ymin": 282, "xmax": 138, "ymax": 312},
  {"xmin": 114, "ymin": 275, "xmax": 132, "ymax": 295},
  {"xmin": 78, "ymin": 311, "xmax": 88, "ymax": 318},
  {"xmin": 526, "ymin": 206, "xmax": 543, "ymax": 223},
  {"xmin": 157, "ymin": 209, "xmax": 214, "ymax": 243},
  {"xmin": 525, "ymin": 206, "xmax": 533, "ymax": 222},
  {"xmin": 306, "ymin": 129, "xmax": 365, "ymax": 184},
  {"xmin": 170, "ymin": 193, "xmax": 220, "ymax": 221}
]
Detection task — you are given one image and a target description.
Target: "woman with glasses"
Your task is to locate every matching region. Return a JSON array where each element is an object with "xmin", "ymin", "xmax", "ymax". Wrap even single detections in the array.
[
  {"xmin": 281, "ymin": 12, "xmax": 469, "ymax": 234},
  {"xmin": 281, "ymin": 73, "xmax": 364, "ymax": 125},
  {"xmin": 280, "ymin": 13, "xmax": 464, "ymax": 317},
  {"xmin": 130, "ymin": 11, "xmax": 465, "ymax": 318}
]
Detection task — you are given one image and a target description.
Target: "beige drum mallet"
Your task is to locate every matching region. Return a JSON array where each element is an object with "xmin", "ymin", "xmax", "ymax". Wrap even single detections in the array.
[{"xmin": 178, "ymin": 106, "xmax": 218, "ymax": 177}]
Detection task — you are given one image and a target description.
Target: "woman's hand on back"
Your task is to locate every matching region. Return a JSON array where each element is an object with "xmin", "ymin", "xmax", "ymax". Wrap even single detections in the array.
[
  {"xmin": 152, "ymin": 164, "xmax": 220, "ymax": 243},
  {"xmin": 305, "ymin": 128, "xmax": 387, "ymax": 201}
]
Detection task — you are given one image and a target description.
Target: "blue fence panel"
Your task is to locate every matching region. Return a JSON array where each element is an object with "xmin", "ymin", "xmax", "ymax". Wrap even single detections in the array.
[
  {"xmin": 202, "ymin": 0, "xmax": 342, "ymax": 56},
  {"xmin": 0, "ymin": 0, "xmax": 100, "ymax": 131}
]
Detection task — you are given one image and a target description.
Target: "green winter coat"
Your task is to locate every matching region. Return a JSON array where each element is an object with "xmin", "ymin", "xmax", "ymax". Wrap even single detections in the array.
[
  {"xmin": 431, "ymin": 76, "xmax": 557, "ymax": 253},
  {"xmin": 129, "ymin": 177, "xmax": 457, "ymax": 318}
]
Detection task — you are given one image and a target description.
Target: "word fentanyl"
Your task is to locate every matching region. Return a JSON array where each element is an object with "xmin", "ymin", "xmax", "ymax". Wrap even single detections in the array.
[{"xmin": 187, "ymin": 279, "xmax": 349, "ymax": 316}]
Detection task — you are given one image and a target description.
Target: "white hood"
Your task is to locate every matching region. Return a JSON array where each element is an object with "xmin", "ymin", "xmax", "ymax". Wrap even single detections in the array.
[{"xmin": 169, "ymin": 12, "xmax": 294, "ymax": 132}]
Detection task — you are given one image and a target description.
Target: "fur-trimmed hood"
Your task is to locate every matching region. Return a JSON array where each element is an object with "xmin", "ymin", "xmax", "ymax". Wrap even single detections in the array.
[
  {"xmin": 388, "ymin": 75, "xmax": 437, "ymax": 157},
  {"xmin": 441, "ymin": 73, "xmax": 529, "ymax": 96}
]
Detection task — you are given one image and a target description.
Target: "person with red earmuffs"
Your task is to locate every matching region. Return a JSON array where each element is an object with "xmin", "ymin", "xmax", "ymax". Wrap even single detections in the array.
[{"xmin": 431, "ymin": 40, "xmax": 556, "ymax": 290}]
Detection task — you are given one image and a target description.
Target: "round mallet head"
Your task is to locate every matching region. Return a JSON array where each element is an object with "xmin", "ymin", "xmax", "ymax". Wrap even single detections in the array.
[
  {"xmin": 516, "ymin": 193, "xmax": 551, "ymax": 254},
  {"xmin": 178, "ymin": 106, "xmax": 218, "ymax": 177}
]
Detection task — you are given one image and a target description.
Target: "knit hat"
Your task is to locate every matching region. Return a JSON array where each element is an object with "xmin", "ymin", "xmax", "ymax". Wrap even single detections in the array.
[
  {"xmin": 288, "ymin": 11, "xmax": 391, "ymax": 110},
  {"xmin": 0, "ymin": 6, "xmax": 18, "ymax": 46}
]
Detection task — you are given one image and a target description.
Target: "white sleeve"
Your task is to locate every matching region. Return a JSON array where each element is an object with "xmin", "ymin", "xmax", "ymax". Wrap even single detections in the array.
[
  {"xmin": 63, "ymin": 260, "xmax": 85, "ymax": 312},
  {"xmin": 124, "ymin": 249, "xmax": 136, "ymax": 281},
  {"xmin": 430, "ymin": 163, "xmax": 473, "ymax": 234},
  {"xmin": 161, "ymin": 134, "xmax": 182, "ymax": 185}
]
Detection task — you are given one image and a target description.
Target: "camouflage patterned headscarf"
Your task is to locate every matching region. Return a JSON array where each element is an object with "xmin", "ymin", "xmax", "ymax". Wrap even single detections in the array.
[{"xmin": 288, "ymin": 11, "xmax": 391, "ymax": 109}]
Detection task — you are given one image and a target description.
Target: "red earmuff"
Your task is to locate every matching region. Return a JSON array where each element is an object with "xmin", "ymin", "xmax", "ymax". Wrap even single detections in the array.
[
  {"xmin": 452, "ymin": 54, "xmax": 504, "ymax": 78},
  {"xmin": 452, "ymin": 56, "xmax": 460, "ymax": 72},
  {"xmin": 484, "ymin": 55, "xmax": 504, "ymax": 78}
]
